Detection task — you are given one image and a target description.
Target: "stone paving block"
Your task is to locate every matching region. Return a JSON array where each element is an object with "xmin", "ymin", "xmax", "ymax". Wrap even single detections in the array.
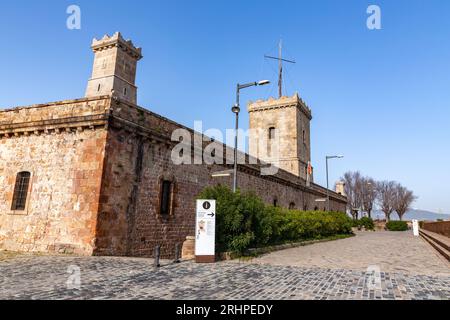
[{"xmin": 0, "ymin": 255, "xmax": 448, "ymax": 300}]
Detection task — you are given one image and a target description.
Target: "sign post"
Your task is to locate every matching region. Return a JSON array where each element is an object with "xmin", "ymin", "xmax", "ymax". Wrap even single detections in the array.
[
  {"xmin": 412, "ymin": 219, "xmax": 419, "ymax": 237},
  {"xmin": 195, "ymin": 200, "xmax": 216, "ymax": 263}
]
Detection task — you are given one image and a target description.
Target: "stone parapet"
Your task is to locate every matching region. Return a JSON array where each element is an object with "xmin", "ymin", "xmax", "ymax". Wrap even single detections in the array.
[
  {"xmin": 0, "ymin": 96, "xmax": 111, "ymax": 137},
  {"xmin": 91, "ymin": 32, "xmax": 143, "ymax": 60},
  {"xmin": 248, "ymin": 93, "xmax": 312, "ymax": 120}
]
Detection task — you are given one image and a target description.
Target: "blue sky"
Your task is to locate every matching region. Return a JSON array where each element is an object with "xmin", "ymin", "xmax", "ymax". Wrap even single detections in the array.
[{"xmin": 1, "ymin": 0, "xmax": 449, "ymax": 213}]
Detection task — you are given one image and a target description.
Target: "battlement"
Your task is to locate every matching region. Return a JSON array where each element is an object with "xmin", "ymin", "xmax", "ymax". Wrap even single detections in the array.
[
  {"xmin": 247, "ymin": 93, "xmax": 312, "ymax": 120},
  {"xmin": 91, "ymin": 32, "xmax": 143, "ymax": 60}
]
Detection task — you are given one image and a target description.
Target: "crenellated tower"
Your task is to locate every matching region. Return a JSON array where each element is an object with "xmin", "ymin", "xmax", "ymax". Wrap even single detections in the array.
[
  {"xmin": 247, "ymin": 93, "xmax": 313, "ymax": 181},
  {"xmin": 85, "ymin": 32, "xmax": 143, "ymax": 104}
]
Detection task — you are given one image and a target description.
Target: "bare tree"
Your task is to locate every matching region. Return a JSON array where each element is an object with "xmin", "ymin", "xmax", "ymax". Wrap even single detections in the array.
[
  {"xmin": 376, "ymin": 181, "xmax": 397, "ymax": 222},
  {"xmin": 394, "ymin": 184, "xmax": 417, "ymax": 221},
  {"xmin": 342, "ymin": 173, "xmax": 413, "ymax": 222},
  {"xmin": 342, "ymin": 171, "xmax": 363, "ymax": 220},
  {"xmin": 360, "ymin": 177, "xmax": 377, "ymax": 219}
]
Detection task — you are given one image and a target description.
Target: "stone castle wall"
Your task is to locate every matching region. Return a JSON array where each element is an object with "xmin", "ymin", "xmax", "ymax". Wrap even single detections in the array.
[
  {"xmin": 94, "ymin": 98, "xmax": 346, "ymax": 258},
  {"xmin": 0, "ymin": 97, "xmax": 110, "ymax": 254},
  {"xmin": 0, "ymin": 96, "xmax": 347, "ymax": 258}
]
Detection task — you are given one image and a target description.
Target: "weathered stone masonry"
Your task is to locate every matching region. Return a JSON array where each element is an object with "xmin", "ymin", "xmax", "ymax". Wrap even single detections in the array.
[
  {"xmin": 0, "ymin": 98, "xmax": 109, "ymax": 254},
  {"xmin": 0, "ymin": 32, "xmax": 347, "ymax": 258},
  {"xmin": 0, "ymin": 95, "xmax": 346, "ymax": 258}
]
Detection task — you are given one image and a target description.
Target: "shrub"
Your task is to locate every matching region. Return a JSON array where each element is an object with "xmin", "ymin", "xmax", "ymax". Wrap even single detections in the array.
[
  {"xmin": 198, "ymin": 185, "xmax": 353, "ymax": 254},
  {"xmin": 352, "ymin": 217, "xmax": 374, "ymax": 231},
  {"xmin": 359, "ymin": 217, "xmax": 375, "ymax": 230},
  {"xmin": 386, "ymin": 220, "xmax": 408, "ymax": 231},
  {"xmin": 198, "ymin": 185, "xmax": 272, "ymax": 253}
]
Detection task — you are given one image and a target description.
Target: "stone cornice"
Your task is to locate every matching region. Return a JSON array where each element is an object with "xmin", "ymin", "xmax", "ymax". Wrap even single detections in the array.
[
  {"xmin": 108, "ymin": 114, "xmax": 170, "ymax": 146},
  {"xmin": 0, "ymin": 97, "xmax": 111, "ymax": 137},
  {"xmin": 0, "ymin": 113, "xmax": 109, "ymax": 138}
]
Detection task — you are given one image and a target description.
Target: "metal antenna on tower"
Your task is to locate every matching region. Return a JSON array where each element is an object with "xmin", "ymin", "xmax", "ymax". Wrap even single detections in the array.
[{"xmin": 265, "ymin": 40, "xmax": 296, "ymax": 98}]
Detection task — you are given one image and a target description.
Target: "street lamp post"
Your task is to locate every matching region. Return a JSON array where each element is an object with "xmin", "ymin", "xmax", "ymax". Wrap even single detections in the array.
[
  {"xmin": 326, "ymin": 155, "xmax": 344, "ymax": 211},
  {"xmin": 232, "ymin": 80, "xmax": 270, "ymax": 193}
]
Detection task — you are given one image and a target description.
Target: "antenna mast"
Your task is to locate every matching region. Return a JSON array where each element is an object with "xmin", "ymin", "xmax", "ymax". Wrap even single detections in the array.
[
  {"xmin": 265, "ymin": 40, "xmax": 296, "ymax": 98},
  {"xmin": 278, "ymin": 40, "xmax": 283, "ymax": 98}
]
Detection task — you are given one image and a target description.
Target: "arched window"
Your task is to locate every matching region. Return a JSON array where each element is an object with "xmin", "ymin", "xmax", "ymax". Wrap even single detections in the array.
[
  {"xmin": 273, "ymin": 198, "xmax": 278, "ymax": 207},
  {"xmin": 11, "ymin": 172, "xmax": 31, "ymax": 211},
  {"xmin": 314, "ymin": 206, "xmax": 319, "ymax": 211},
  {"xmin": 289, "ymin": 202, "xmax": 296, "ymax": 210}
]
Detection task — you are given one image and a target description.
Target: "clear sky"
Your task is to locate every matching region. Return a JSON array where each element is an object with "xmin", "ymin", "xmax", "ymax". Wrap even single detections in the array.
[{"xmin": 1, "ymin": 0, "xmax": 449, "ymax": 213}]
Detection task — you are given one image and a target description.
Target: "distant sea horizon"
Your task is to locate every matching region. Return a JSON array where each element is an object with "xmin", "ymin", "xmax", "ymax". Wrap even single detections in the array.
[{"xmin": 364, "ymin": 209, "xmax": 450, "ymax": 221}]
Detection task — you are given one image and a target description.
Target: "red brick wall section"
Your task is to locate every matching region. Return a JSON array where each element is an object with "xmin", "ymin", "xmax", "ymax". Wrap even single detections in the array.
[
  {"xmin": 422, "ymin": 221, "xmax": 450, "ymax": 238},
  {"xmin": 94, "ymin": 99, "xmax": 347, "ymax": 259}
]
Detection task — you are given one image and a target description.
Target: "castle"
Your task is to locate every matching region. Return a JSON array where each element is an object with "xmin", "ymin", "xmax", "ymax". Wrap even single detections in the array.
[{"xmin": 0, "ymin": 33, "xmax": 346, "ymax": 258}]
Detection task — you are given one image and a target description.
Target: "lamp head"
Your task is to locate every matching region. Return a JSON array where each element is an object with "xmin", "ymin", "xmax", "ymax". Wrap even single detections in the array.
[
  {"xmin": 257, "ymin": 80, "xmax": 270, "ymax": 86},
  {"xmin": 327, "ymin": 155, "xmax": 344, "ymax": 159}
]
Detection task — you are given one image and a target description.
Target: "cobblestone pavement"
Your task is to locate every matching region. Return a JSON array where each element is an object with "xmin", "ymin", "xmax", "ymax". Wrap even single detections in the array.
[
  {"xmin": 0, "ymin": 254, "xmax": 449, "ymax": 300},
  {"xmin": 252, "ymin": 231, "xmax": 450, "ymax": 277},
  {"xmin": 1, "ymin": 232, "xmax": 449, "ymax": 300}
]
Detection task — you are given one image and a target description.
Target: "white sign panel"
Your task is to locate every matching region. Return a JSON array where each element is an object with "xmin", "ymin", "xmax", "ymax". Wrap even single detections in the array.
[
  {"xmin": 195, "ymin": 200, "xmax": 216, "ymax": 256},
  {"xmin": 412, "ymin": 219, "xmax": 419, "ymax": 237}
]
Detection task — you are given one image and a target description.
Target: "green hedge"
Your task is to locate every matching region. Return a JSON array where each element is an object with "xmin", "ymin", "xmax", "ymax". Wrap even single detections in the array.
[
  {"xmin": 353, "ymin": 217, "xmax": 375, "ymax": 230},
  {"xmin": 386, "ymin": 220, "xmax": 408, "ymax": 231},
  {"xmin": 198, "ymin": 185, "xmax": 353, "ymax": 254}
]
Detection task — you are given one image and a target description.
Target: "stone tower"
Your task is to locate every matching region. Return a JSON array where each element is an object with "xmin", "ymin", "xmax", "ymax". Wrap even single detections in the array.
[
  {"xmin": 335, "ymin": 181, "xmax": 346, "ymax": 196},
  {"xmin": 247, "ymin": 93, "xmax": 313, "ymax": 181},
  {"xmin": 85, "ymin": 32, "xmax": 143, "ymax": 104}
]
